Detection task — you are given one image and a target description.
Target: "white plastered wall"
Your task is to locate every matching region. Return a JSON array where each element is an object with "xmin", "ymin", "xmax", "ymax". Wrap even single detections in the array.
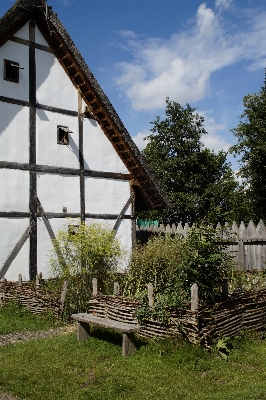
[
  {"xmin": 0, "ymin": 218, "xmax": 30, "ymax": 281},
  {"xmin": 0, "ymin": 103, "xmax": 29, "ymax": 163},
  {"xmin": 85, "ymin": 177, "xmax": 131, "ymax": 214},
  {"xmin": 36, "ymin": 110, "xmax": 79, "ymax": 168},
  {"xmin": 83, "ymin": 118, "xmax": 129, "ymax": 173},
  {"xmin": 0, "ymin": 40, "xmax": 29, "ymax": 101},
  {"xmin": 37, "ymin": 173, "xmax": 80, "ymax": 213},
  {"xmin": 0, "ymin": 169, "xmax": 29, "ymax": 212},
  {"xmin": 35, "ymin": 26, "xmax": 49, "ymax": 47},
  {"xmin": 14, "ymin": 22, "xmax": 29, "ymax": 40},
  {"xmin": 36, "ymin": 49, "xmax": 78, "ymax": 111}
]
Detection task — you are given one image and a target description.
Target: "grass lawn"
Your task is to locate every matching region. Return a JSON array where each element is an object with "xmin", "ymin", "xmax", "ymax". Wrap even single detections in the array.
[
  {"xmin": 1, "ymin": 327, "xmax": 266, "ymax": 400},
  {"xmin": 0, "ymin": 302, "xmax": 63, "ymax": 335}
]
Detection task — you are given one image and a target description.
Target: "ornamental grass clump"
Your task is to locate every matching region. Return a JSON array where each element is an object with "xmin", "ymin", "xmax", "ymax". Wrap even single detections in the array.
[{"xmin": 48, "ymin": 221, "xmax": 124, "ymax": 316}]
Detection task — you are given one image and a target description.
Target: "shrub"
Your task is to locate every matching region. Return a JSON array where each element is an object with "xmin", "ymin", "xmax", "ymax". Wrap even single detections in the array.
[
  {"xmin": 48, "ymin": 221, "xmax": 125, "ymax": 316},
  {"xmin": 124, "ymin": 223, "xmax": 233, "ymax": 308}
]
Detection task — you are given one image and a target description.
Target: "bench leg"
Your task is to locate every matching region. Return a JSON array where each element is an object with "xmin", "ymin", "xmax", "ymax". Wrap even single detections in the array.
[
  {"xmin": 122, "ymin": 333, "xmax": 136, "ymax": 356},
  {"xmin": 77, "ymin": 321, "xmax": 90, "ymax": 342}
]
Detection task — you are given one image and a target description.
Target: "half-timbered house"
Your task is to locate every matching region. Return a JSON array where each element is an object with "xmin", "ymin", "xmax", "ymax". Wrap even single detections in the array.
[{"xmin": 0, "ymin": 0, "xmax": 169, "ymax": 281}]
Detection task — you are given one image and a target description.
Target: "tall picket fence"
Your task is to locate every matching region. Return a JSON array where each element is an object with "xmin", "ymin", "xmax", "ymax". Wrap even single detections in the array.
[{"xmin": 136, "ymin": 220, "xmax": 266, "ymax": 271}]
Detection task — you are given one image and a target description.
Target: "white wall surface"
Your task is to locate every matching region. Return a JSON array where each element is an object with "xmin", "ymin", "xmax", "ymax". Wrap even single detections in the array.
[
  {"xmin": 85, "ymin": 177, "xmax": 131, "ymax": 215},
  {"xmin": 0, "ymin": 103, "xmax": 29, "ymax": 163},
  {"xmin": 36, "ymin": 110, "xmax": 79, "ymax": 168},
  {"xmin": 83, "ymin": 118, "xmax": 129, "ymax": 173},
  {"xmin": 0, "ymin": 218, "xmax": 30, "ymax": 281},
  {"xmin": 0, "ymin": 40, "xmax": 29, "ymax": 101},
  {"xmin": 14, "ymin": 22, "xmax": 29, "ymax": 40},
  {"xmin": 35, "ymin": 26, "xmax": 49, "ymax": 47},
  {"xmin": 36, "ymin": 49, "xmax": 78, "ymax": 111},
  {"xmin": 0, "ymin": 169, "xmax": 29, "ymax": 212},
  {"xmin": 37, "ymin": 173, "xmax": 80, "ymax": 213}
]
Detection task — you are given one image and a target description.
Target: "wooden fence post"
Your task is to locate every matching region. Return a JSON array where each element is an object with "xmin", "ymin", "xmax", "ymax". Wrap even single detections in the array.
[
  {"xmin": 148, "ymin": 283, "xmax": 154, "ymax": 308},
  {"xmin": 18, "ymin": 274, "xmax": 22, "ymax": 287},
  {"xmin": 60, "ymin": 280, "xmax": 68, "ymax": 312},
  {"xmin": 191, "ymin": 283, "xmax": 198, "ymax": 312},
  {"xmin": 114, "ymin": 282, "xmax": 120, "ymax": 295},
  {"xmin": 92, "ymin": 278, "xmax": 98, "ymax": 296},
  {"xmin": 222, "ymin": 279, "xmax": 228, "ymax": 300}
]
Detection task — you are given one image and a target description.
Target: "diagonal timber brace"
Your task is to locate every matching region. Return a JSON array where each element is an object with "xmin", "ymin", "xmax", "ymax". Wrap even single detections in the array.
[
  {"xmin": 113, "ymin": 196, "xmax": 132, "ymax": 233},
  {"xmin": 0, "ymin": 220, "xmax": 36, "ymax": 280},
  {"xmin": 35, "ymin": 193, "xmax": 67, "ymax": 268}
]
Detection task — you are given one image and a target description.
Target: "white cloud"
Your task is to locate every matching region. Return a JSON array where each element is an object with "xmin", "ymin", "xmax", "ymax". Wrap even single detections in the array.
[
  {"xmin": 215, "ymin": 0, "xmax": 233, "ymax": 11},
  {"xmin": 132, "ymin": 130, "xmax": 150, "ymax": 151},
  {"xmin": 114, "ymin": 3, "xmax": 266, "ymax": 111}
]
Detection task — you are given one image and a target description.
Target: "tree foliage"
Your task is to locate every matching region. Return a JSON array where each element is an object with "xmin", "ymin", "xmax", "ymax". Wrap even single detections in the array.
[
  {"xmin": 230, "ymin": 76, "xmax": 266, "ymax": 222},
  {"xmin": 142, "ymin": 98, "xmax": 237, "ymax": 225}
]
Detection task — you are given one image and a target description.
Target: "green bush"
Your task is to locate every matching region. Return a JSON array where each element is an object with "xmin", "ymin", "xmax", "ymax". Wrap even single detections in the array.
[
  {"xmin": 48, "ymin": 221, "xmax": 125, "ymax": 316},
  {"xmin": 124, "ymin": 223, "xmax": 233, "ymax": 309}
]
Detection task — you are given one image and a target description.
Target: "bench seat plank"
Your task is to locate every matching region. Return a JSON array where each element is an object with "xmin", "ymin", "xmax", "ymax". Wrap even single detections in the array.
[{"xmin": 71, "ymin": 313, "xmax": 142, "ymax": 333}]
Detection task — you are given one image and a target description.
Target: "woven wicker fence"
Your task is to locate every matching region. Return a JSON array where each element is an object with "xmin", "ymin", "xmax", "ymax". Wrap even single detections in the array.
[
  {"xmin": 87, "ymin": 279, "xmax": 266, "ymax": 344},
  {"xmin": 0, "ymin": 275, "xmax": 67, "ymax": 318}
]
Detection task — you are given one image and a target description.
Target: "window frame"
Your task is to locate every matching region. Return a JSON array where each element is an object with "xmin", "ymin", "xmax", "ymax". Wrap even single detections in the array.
[{"xmin": 4, "ymin": 59, "xmax": 20, "ymax": 83}]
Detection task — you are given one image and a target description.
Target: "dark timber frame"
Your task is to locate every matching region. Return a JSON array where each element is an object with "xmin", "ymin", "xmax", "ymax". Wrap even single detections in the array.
[
  {"xmin": 29, "ymin": 21, "xmax": 37, "ymax": 279},
  {"xmin": 0, "ymin": 0, "xmax": 170, "ymax": 280}
]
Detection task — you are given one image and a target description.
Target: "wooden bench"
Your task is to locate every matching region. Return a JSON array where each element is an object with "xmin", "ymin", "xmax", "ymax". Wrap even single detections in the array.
[{"xmin": 71, "ymin": 313, "xmax": 142, "ymax": 356}]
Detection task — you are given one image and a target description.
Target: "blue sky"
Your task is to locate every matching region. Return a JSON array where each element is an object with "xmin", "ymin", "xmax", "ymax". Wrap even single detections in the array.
[{"xmin": 1, "ymin": 0, "xmax": 266, "ymax": 171}]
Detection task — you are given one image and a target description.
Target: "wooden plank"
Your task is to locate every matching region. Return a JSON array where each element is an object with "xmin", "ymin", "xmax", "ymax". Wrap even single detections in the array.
[
  {"xmin": 0, "ymin": 221, "xmax": 36, "ymax": 280},
  {"xmin": 71, "ymin": 313, "xmax": 142, "ymax": 333},
  {"xmin": 122, "ymin": 333, "xmax": 137, "ymax": 356},
  {"xmin": 113, "ymin": 196, "xmax": 132, "ymax": 232}
]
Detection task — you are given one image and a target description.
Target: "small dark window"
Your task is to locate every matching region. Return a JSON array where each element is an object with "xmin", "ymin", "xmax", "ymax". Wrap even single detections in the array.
[
  {"xmin": 4, "ymin": 59, "xmax": 20, "ymax": 83},
  {"xmin": 57, "ymin": 125, "xmax": 72, "ymax": 145},
  {"xmin": 68, "ymin": 225, "xmax": 79, "ymax": 235}
]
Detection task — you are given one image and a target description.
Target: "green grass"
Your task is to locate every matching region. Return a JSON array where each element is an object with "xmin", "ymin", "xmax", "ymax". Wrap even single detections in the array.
[
  {"xmin": 1, "ymin": 328, "xmax": 266, "ymax": 400},
  {"xmin": 0, "ymin": 301, "xmax": 63, "ymax": 335}
]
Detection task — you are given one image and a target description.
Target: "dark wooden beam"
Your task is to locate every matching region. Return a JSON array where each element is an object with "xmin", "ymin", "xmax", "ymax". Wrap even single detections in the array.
[
  {"xmin": 0, "ymin": 221, "xmax": 36, "ymax": 280},
  {"xmin": 113, "ymin": 196, "xmax": 132, "ymax": 232},
  {"xmin": 0, "ymin": 161, "xmax": 131, "ymax": 179},
  {"xmin": 29, "ymin": 22, "xmax": 37, "ymax": 280},
  {"xmin": 78, "ymin": 92, "xmax": 85, "ymax": 221},
  {"xmin": 0, "ymin": 96, "xmax": 78, "ymax": 116},
  {"xmin": 10, "ymin": 36, "xmax": 54, "ymax": 53},
  {"xmin": 0, "ymin": 212, "xmax": 30, "ymax": 218}
]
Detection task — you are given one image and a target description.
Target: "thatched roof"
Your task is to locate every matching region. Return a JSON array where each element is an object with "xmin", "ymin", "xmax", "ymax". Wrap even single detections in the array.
[{"xmin": 0, "ymin": 0, "xmax": 171, "ymax": 211}]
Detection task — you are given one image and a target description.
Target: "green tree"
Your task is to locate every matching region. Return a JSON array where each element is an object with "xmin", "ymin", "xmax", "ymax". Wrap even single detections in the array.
[
  {"xmin": 230, "ymin": 76, "xmax": 266, "ymax": 223},
  {"xmin": 142, "ymin": 98, "xmax": 238, "ymax": 225}
]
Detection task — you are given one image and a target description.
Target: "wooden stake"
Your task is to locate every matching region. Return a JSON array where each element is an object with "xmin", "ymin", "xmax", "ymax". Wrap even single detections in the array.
[
  {"xmin": 148, "ymin": 283, "xmax": 154, "ymax": 308},
  {"xmin": 92, "ymin": 278, "xmax": 98, "ymax": 296},
  {"xmin": 191, "ymin": 283, "xmax": 198, "ymax": 312},
  {"xmin": 114, "ymin": 282, "xmax": 120, "ymax": 295}
]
